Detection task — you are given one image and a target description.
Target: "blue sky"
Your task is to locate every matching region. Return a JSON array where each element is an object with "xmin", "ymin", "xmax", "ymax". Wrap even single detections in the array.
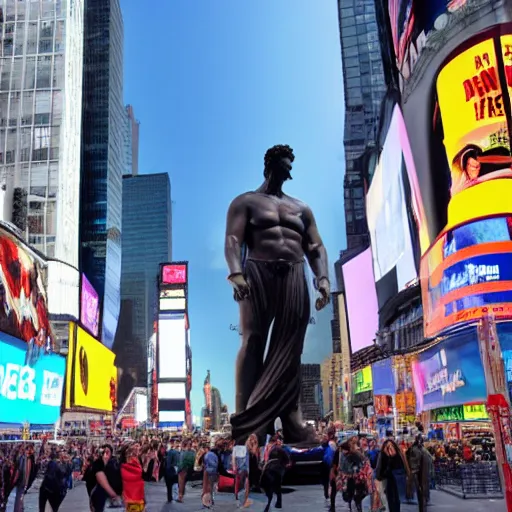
[{"xmin": 121, "ymin": 0, "xmax": 346, "ymax": 417}]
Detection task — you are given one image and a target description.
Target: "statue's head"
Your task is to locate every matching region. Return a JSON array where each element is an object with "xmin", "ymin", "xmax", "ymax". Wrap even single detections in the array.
[{"xmin": 264, "ymin": 144, "xmax": 295, "ymax": 182}]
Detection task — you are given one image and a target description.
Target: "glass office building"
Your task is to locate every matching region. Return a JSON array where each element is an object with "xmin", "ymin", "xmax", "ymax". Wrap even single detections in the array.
[
  {"xmin": 80, "ymin": 0, "xmax": 124, "ymax": 348},
  {"xmin": 337, "ymin": 0, "xmax": 386, "ymax": 251},
  {"xmin": 115, "ymin": 173, "xmax": 172, "ymax": 402},
  {"xmin": 0, "ymin": 0, "xmax": 84, "ymax": 268}
]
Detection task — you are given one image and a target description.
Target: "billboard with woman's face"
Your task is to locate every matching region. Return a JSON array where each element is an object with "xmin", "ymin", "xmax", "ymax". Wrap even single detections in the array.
[{"xmin": 421, "ymin": 26, "xmax": 512, "ymax": 337}]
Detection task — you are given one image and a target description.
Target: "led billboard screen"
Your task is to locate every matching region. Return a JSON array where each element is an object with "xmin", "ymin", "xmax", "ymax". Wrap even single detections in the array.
[
  {"xmin": 160, "ymin": 289, "xmax": 185, "ymax": 299},
  {"xmin": 366, "ymin": 105, "xmax": 423, "ymax": 306},
  {"xmin": 342, "ymin": 248, "xmax": 379, "ymax": 353},
  {"xmin": 158, "ymin": 382, "xmax": 186, "ymax": 400},
  {"xmin": 47, "ymin": 261, "xmax": 80, "ymax": 319},
  {"xmin": 411, "ymin": 327, "xmax": 486, "ymax": 412},
  {"xmin": 161, "ymin": 263, "xmax": 187, "ymax": 285},
  {"xmin": 65, "ymin": 323, "xmax": 117, "ymax": 412},
  {"xmin": 0, "ymin": 226, "xmax": 54, "ymax": 347},
  {"xmin": 354, "ymin": 366, "xmax": 373, "ymax": 395},
  {"xmin": 0, "ymin": 333, "xmax": 65, "ymax": 424},
  {"xmin": 421, "ymin": 28, "xmax": 512, "ymax": 337},
  {"xmin": 158, "ymin": 314, "xmax": 186, "ymax": 379},
  {"xmin": 159, "ymin": 410, "xmax": 185, "ymax": 423},
  {"xmin": 80, "ymin": 274, "xmax": 100, "ymax": 337},
  {"xmin": 159, "ymin": 297, "xmax": 187, "ymax": 312}
]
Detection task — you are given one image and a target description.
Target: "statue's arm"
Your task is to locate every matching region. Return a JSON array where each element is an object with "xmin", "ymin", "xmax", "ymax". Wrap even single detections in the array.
[
  {"xmin": 302, "ymin": 205, "xmax": 329, "ymax": 280},
  {"xmin": 224, "ymin": 195, "xmax": 248, "ymax": 276}
]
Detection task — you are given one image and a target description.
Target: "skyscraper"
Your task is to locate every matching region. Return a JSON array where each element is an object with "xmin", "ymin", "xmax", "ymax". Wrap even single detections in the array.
[
  {"xmin": 0, "ymin": 0, "xmax": 85, "ymax": 268},
  {"xmin": 299, "ymin": 364, "xmax": 322, "ymax": 422},
  {"xmin": 337, "ymin": 0, "xmax": 386, "ymax": 251},
  {"xmin": 80, "ymin": 0, "xmax": 124, "ymax": 348},
  {"xmin": 114, "ymin": 173, "xmax": 172, "ymax": 402},
  {"xmin": 123, "ymin": 104, "xmax": 139, "ymax": 177}
]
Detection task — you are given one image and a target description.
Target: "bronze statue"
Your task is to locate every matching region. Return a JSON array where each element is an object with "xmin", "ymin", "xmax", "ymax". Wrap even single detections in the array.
[{"xmin": 224, "ymin": 144, "xmax": 330, "ymax": 444}]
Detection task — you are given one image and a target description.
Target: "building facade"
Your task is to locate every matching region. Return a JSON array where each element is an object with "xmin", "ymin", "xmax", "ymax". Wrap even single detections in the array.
[
  {"xmin": 337, "ymin": 0, "xmax": 387, "ymax": 252},
  {"xmin": 0, "ymin": 0, "xmax": 84, "ymax": 268},
  {"xmin": 299, "ymin": 364, "xmax": 322, "ymax": 422},
  {"xmin": 114, "ymin": 173, "xmax": 172, "ymax": 401},
  {"xmin": 80, "ymin": 0, "xmax": 124, "ymax": 348},
  {"xmin": 123, "ymin": 104, "xmax": 139, "ymax": 177}
]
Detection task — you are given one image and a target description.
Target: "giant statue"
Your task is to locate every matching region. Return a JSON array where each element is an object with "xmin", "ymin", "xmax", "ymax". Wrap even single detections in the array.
[{"xmin": 224, "ymin": 144, "xmax": 330, "ymax": 444}]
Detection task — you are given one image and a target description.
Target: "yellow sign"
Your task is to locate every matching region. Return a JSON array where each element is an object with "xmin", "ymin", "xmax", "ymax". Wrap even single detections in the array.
[
  {"xmin": 463, "ymin": 403, "xmax": 489, "ymax": 421},
  {"xmin": 65, "ymin": 323, "xmax": 117, "ymax": 412},
  {"xmin": 354, "ymin": 366, "xmax": 373, "ymax": 395},
  {"xmin": 437, "ymin": 37, "xmax": 512, "ymax": 225}
]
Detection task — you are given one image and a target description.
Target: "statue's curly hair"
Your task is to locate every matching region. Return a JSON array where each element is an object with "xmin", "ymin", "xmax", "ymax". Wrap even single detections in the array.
[{"xmin": 264, "ymin": 144, "xmax": 295, "ymax": 179}]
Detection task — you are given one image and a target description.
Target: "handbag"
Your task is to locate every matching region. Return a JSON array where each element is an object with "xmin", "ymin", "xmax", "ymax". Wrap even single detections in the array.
[{"xmin": 217, "ymin": 472, "xmax": 235, "ymax": 493}]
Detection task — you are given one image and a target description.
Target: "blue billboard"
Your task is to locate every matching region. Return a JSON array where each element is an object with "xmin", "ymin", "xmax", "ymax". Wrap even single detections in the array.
[
  {"xmin": 372, "ymin": 359, "xmax": 395, "ymax": 396},
  {"xmin": 411, "ymin": 327, "xmax": 486, "ymax": 412},
  {"xmin": 0, "ymin": 333, "xmax": 65, "ymax": 425}
]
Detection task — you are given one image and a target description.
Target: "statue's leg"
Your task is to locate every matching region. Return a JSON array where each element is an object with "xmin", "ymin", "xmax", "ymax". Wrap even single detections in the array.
[{"xmin": 235, "ymin": 283, "xmax": 273, "ymax": 414}]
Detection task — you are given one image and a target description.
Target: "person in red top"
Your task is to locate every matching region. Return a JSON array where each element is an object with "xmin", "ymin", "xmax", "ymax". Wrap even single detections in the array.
[{"xmin": 120, "ymin": 442, "xmax": 145, "ymax": 512}]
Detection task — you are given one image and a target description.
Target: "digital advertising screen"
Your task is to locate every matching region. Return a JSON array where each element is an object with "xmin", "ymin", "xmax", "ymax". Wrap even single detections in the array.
[
  {"xmin": 0, "ymin": 226, "xmax": 54, "ymax": 347},
  {"xmin": 80, "ymin": 274, "xmax": 100, "ymax": 337},
  {"xmin": 158, "ymin": 382, "xmax": 186, "ymax": 400},
  {"xmin": 65, "ymin": 323, "xmax": 117, "ymax": 412},
  {"xmin": 354, "ymin": 366, "xmax": 373, "ymax": 395},
  {"xmin": 161, "ymin": 263, "xmax": 187, "ymax": 285},
  {"xmin": 159, "ymin": 410, "xmax": 185, "ymax": 424},
  {"xmin": 420, "ymin": 27, "xmax": 512, "ymax": 337},
  {"xmin": 372, "ymin": 359, "xmax": 395, "ymax": 396},
  {"xmin": 411, "ymin": 327, "xmax": 486, "ymax": 412},
  {"xmin": 366, "ymin": 105, "xmax": 424, "ymax": 308},
  {"xmin": 159, "ymin": 297, "xmax": 187, "ymax": 312},
  {"xmin": 342, "ymin": 248, "xmax": 379, "ymax": 353},
  {"xmin": 0, "ymin": 332, "xmax": 65, "ymax": 425},
  {"xmin": 158, "ymin": 314, "xmax": 187, "ymax": 380},
  {"xmin": 47, "ymin": 261, "xmax": 80, "ymax": 319}
]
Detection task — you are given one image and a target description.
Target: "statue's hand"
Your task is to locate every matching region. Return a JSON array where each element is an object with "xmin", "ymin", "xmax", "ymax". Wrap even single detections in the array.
[
  {"xmin": 315, "ymin": 277, "xmax": 330, "ymax": 311},
  {"xmin": 228, "ymin": 273, "xmax": 250, "ymax": 302}
]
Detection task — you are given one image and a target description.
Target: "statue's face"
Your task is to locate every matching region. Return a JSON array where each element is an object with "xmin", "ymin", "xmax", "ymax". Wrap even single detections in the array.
[{"xmin": 271, "ymin": 156, "xmax": 293, "ymax": 182}]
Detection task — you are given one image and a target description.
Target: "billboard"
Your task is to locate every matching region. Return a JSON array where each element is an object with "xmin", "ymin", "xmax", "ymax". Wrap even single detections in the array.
[
  {"xmin": 159, "ymin": 296, "xmax": 186, "ymax": 312},
  {"xmin": 411, "ymin": 327, "xmax": 486, "ymax": 412},
  {"xmin": 0, "ymin": 332, "xmax": 65, "ymax": 424},
  {"xmin": 420, "ymin": 28, "xmax": 512, "ymax": 337},
  {"xmin": 80, "ymin": 274, "xmax": 100, "ymax": 337},
  {"xmin": 158, "ymin": 314, "xmax": 186, "ymax": 380},
  {"xmin": 0, "ymin": 225, "xmax": 54, "ymax": 348},
  {"xmin": 65, "ymin": 323, "xmax": 117, "ymax": 412},
  {"xmin": 366, "ymin": 105, "xmax": 425, "ymax": 308},
  {"xmin": 46, "ymin": 261, "xmax": 80, "ymax": 319},
  {"xmin": 158, "ymin": 382, "xmax": 186, "ymax": 400},
  {"xmin": 161, "ymin": 263, "xmax": 187, "ymax": 285},
  {"xmin": 387, "ymin": 0, "xmax": 487, "ymax": 92},
  {"xmin": 354, "ymin": 366, "xmax": 373, "ymax": 395},
  {"xmin": 372, "ymin": 359, "xmax": 395, "ymax": 396},
  {"xmin": 342, "ymin": 248, "xmax": 379, "ymax": 353}
]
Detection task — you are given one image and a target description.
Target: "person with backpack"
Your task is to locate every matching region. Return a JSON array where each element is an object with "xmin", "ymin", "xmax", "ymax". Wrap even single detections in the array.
[
  {"xmin": 321, "ymin": 429, "xmax": 337, "ymax": 500},
  {"xmin": 38, "ymin": 449, "xmax": 71, "ymax": 512}
]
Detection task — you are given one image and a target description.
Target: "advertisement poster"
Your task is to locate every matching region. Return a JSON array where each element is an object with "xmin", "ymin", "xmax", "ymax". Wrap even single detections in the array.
[
  {"xmin": 161, "ymin": 263, "xmax": 187, "ymax": 285},
  {"xmin": 411, "ymin": 327, "xmax": 487, "ymax": 412},
  {"xmin": 420, "ymin": 31, "xmax": 512, "ymax": 338},
  {"xmin": 0, "ymin": 227, "xmax": 53, "ymax": 348},
  {"xmin": 372, "ymin": 359, "xmax": 395, "ymax": 396},
  {"xmin": 80, "ymin": 274, "xmax": 100, "ymax": 338},
  {"xmin": 65, "ymin": 323, "xmax": 117, "ymax": 412},
  {"xmin": 0, "ymin": 333, "xmax": 64, "ymax": 424},
  {"xmin": 354, "ymin": 366, "xmax": 373, "ymax": 395}
]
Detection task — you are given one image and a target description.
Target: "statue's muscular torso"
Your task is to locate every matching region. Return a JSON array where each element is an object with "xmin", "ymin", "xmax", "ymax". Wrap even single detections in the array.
[{"xmin": 236, "ymin": 191, "xmax": 309, "ymax": 262}]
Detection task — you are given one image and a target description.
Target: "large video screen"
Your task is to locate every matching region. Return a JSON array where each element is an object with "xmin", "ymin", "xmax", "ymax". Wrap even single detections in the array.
[
  {"xmin": 158, "ymin": 382, "xmax": 186, "ymax": 400},
  {"xmin": 342, "ymin": 248, "xmax": 379, "ymax": 353},
  {"xmin": 158, "ymin": 314, "xmax": 187, "ymax": 379},
  {"xmin": 81, "ymin": 274, "xmax": 100, "ymax": 337},
  {"xmin": 47, "ymin": 261, "xmax": 80, "ymax": 319},
  {"xmin": 65, "ymin": 323, "xmax": 117, "ymax": 412},
  {"xmin": 159, "ymin": 410, "xmax": 185, "ymax": 423},
  {"xmin": 411, "ymin": 326, "xmax": 486, "ymax": 412},
  {"xmin": 0, "ymin": 226, "xmax": 54, "ymax": 347},
  {"xmin": 421, "ymin": 28, "xmax": 512, "ymax": 337},
  {"xmin": 161, "ymin": 263, "xmax": 187, "ymax": 285},
  {"xmin": 0, "ymin": 333, "xmax": 65, "ymax": 424},
  {"xmin": 366, "ymin": 105, "xmax": 424, "ymax": 307}
]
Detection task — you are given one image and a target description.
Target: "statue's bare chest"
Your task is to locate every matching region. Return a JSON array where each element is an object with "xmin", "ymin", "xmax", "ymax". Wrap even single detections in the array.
[{"xmin": 249, "ymin": 194, "xmax": 303, "ymax": 229}]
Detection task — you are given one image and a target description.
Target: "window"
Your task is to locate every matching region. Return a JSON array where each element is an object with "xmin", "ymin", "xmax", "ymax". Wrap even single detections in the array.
[{"xmin": 34, "ymin": 113, "xmax": 50, "ymax": 125}]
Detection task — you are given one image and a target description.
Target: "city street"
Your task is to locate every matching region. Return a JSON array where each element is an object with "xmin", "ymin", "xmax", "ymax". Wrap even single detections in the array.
[{"xmin": 7, "ymin": 481, "xmax": 507, "ymax": 512}]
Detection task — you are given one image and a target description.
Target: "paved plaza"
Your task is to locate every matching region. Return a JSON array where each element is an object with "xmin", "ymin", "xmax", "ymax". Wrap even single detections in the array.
[{"xmin": 6, "ymin": 480, "xmax": 508, "ymax": 512}]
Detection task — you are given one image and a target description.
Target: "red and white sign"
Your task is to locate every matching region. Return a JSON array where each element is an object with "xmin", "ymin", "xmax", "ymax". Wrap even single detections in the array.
[{"xmin": 162, "ymin": 264, "xmax": 187, "ymax": 285}]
